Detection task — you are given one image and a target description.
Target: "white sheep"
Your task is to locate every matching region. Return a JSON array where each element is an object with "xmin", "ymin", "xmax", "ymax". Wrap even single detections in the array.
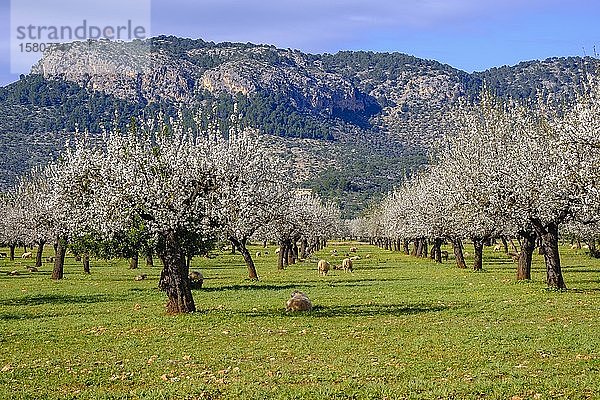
[
  {"xmin": 285, "ymin": 291, "xmax": 312, "ymax": 312},
  {"xmin": 493, "ymin": 244, "xmax": 501, "ymax": 252},
  {"xmin": 342, "ymin": 258, "xmax": 353, "ymax": 272},
  {"xmin": 22, "ymin": 252, "xmax": 33, "ymax": 259},
  {"xmin": 317, "ymin": 259, "xmax": 330, "ymax": 276},
  {"xmin": 256, "ymin": 251, "xmax": 262, "ymax": 257}
]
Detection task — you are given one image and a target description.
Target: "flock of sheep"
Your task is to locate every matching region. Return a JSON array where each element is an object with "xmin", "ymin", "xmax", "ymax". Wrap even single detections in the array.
[{"xmin": 2, "ymin": 244, "xmax": 366, "ymax": 313}]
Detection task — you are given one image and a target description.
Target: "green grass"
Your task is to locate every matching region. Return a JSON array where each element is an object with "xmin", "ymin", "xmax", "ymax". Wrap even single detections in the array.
[{"xmin": 0, "ymin": 243, "xmax": 599, "ymax": 400}]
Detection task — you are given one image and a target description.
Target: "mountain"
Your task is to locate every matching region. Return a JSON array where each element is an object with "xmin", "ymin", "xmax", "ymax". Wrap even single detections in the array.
[{"xmin": 1, "ymin": 36, "xmax": 598, "ymax": 216}]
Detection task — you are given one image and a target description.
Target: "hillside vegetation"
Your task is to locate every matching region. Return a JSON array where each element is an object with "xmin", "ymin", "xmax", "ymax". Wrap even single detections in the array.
[{"xmin": 1, "ymin": 36, "xmax": 598, "ymax": 215}]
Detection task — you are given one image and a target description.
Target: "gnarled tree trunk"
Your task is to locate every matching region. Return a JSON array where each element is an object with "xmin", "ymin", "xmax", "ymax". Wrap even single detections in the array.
[
  {"xmin": 35, "ymin": 240, "xmax": 45, "ymax": 269},
  {"xmin": 9, "ymin": 244, "xmax": 16, "ymax": 261},
  {"xmin": 532, "ymin": 220, "xmax": 566, "ymax": 289},
  {"xmin": 52, "ymin": 238, "xmax": 67, "ymax": 280},
  {"xmin": 230, "ymin": 237, "xmax": 259, "ymax": 280},
  {"xmin": 277, "ymin": 239, "xmax": 286, "ymax": 270},
  {"xmin": 472, "ymin": 237, "xmax": 484, "ymax": 271},
  {"xmin": 157, "ymin": 232, "xmax": 195, "ymax": 314},
  {"xmin": 300, "ymin": 238, "xmax": 308, "ymax": 260},
  {"xmin": 431, "ymin": 238, "xmax": 443, "ymax": 263},
  {"xmin": 83, "ymin": 253, "xmax": 90, "ymax": 274},
  {"xmin": 145, "ymin": 253, "xmax": 154, "ymax": 267},
  {"xmin": 517, "ymin": 231, "xmax": 536, "ymax": 281},
  {"xmin": 129, "ymin": 253, "xmax": 139, "ymax": 269},
  {"xmin": 452, "ymin": 238, "xmax": 467, "ymax": 269}
]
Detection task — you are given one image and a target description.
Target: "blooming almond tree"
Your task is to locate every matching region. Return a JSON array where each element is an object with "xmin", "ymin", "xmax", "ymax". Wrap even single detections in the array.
[
  {"xmin": 216, "ymin": 131, "xmax": 291, "ymax": 280},
  {"xmin": 44, "ymin": 123, "xmax": 224, "ymax": 314}
]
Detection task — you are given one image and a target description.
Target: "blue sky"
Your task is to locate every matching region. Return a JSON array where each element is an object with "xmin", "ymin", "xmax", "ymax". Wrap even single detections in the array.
[{"xmin": 1, "ymin": 0, "xmax": 599, "ymax": 86}]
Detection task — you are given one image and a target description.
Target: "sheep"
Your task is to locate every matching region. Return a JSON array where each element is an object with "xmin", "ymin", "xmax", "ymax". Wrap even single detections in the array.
[
  {"xmin": 570, "ymin": 244, "xmax": 579, "ymax": 249},
  {"xmin": 21, "ymin": 252, "xmax": 32, "ymax": 259},
  {"xmin": 441, "ymin": 251, "xmax": 449, "ymax": 261},
  {"xmin": 256, "ymin": 251, "xmax": 262, "ymax": 257},
  {"xmin": 342, "ymin": 258, "xmax": 353, "ymax": 272},
  {"xmin": 8, "ymin": 270, "xmax": 20, "ymax": 276},
  {"xmin": 350, "ymin": 256, "xmax": 360, "ymax": 261},
  {"xmin": 493, "ymin": 244, "xmax": 502, "ymax": 252},
  {"xmin": 364, "ymin": 254, "xmax": 372, "ymax": 259},
  {"xmin": 349, "ymin": 247, "xmax": 358, "ymax": 253},
  {"xmin": 134, "ymin": 274, "xmax": 147, "ymax": 281},
  {"xmin": 45, "ymin": 257, "xmax": 55, "ymax": 263},
  {"xmin": 275, "ymin": 247, "xmax": 281, "ymax": 254},
  {"xmin": 0, "ymin": 252, "xmax": 7, "ymax": 258},
  {"xmin": 285, "ymin": 291, "xmax": 312, "ymax": 312},
  {"xmin": 27, "ymin": 266, "xmax": 38, "ymax": 273},
  {"xmin": 189, "ymin": 270, "xmax": 204, "ymax": 289},
  {"xmin": 330, "ymin": 249, "xmax": 338, "ymax": 255},
  {"xmin": 317, "ymin": 259, "xmax": 330, "ymax": 276}
]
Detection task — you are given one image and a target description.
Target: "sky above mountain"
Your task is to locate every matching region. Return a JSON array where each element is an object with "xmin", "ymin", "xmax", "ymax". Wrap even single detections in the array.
[{"xmin": 1, "ymin": 0, "xmax": 599, "ymax": 86}]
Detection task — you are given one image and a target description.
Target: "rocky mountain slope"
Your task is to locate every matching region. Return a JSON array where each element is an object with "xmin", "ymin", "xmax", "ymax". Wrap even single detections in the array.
[{"xmin": 1, "ymin": 36, "xmax": 598, "ymax": 216}]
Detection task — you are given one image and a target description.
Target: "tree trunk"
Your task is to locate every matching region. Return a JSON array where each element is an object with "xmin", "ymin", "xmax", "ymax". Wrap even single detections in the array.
[
  {"xmin": 472, "ymin": 237, "xmax": 484, "ymax": 271},
  {"xmin": 35, "ymin": 241, "xmax": 45, "ymax": 269},
  {"xmin": 533, "ymin": 221, "xmax": 566, "ymax": 289},
  {"xmin": 288, "ymin": 240, "xmax": 296, "ymax": 265},
  {"xmin": 230, "ymin": 237, "xmax": 259, "ymax": 280},
  {"xmin": 517, "ymin": 231, "xmax": 536, "ymax": 281},
  {"xmin": 83, "ymin": 253, "xmax": 90, "ymax": 274},
  {"xmin": 410, "ymin": 240, "xmax": 417, "ymax": 257},
  {"xmin": 422, "ymin": 239, "xmax": 429, "ymax": 258},
  {"xmin": 501, "ymin": 237, "xmax": 509, "ymax": 254},
  {"xmin": 129, "ymin": 253, "xmax": 139, "ymax": 269},
  {"xmin": 587, "ymin": 241, "xmax": 600, "ymax": 258},
  {"xmin": 157, "ymin": 232, "xmax": 195, "ymax": 314},
  {"xmin": 432, "ymin": 238, "xmax": 443, "ymax": 263},
  {"xmin": 403, "ymin": 239, "xmax": 410, "ymax": 255},
  {"xmin": 145, "ymin": 253, "xmax": 154, "ymax": 267},
  {"xmin": 452, "ymin": 238, "xmax": 467, "ymax": 269},
  {"xmin": 9, "ymin": 244, "xmax": 16, "ymax": 261},
  {"xmin": 300, "ymin": 238, "xmax": 308, "ymax": 259},
  {"xmin": 416, "ymin": 239, "xmax": 423, "ymax": 257},
  {"xmin": 277, "ymin": 240, "xmax": 286, "ymax": 270},
  {"xmin": 52, "ymin": 238, "xmax": 67, "ymax": 280}
]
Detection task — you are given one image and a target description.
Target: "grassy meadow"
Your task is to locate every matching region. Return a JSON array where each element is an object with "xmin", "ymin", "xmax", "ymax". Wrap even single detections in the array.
[{"xmin": 0, "ymin": 242, "xmax": 599, "ymax": 399}]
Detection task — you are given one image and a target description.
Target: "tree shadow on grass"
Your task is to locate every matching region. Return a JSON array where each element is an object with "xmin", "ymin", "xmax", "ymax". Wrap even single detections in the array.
[
  {"xmin": 200, "ymin": 283, "xmax": 318, "ymax": 293},
  {"xmin": 326, "ymin": 278, "xmax": 414, "ymax": 287},
  {"xmin": 243, "ymin": 303, "xmax": 455, "ymax": 318},
  {"xmin": 0, "ymin": 311, "xmax": 54, "ymax": 321},
  {"xmin": 0, "ymin": 294, "xmax": 111, "ymax": 307},
  {"xmin": 561, "ymin": 265, "xmax": 600, "ymax": 274}
]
